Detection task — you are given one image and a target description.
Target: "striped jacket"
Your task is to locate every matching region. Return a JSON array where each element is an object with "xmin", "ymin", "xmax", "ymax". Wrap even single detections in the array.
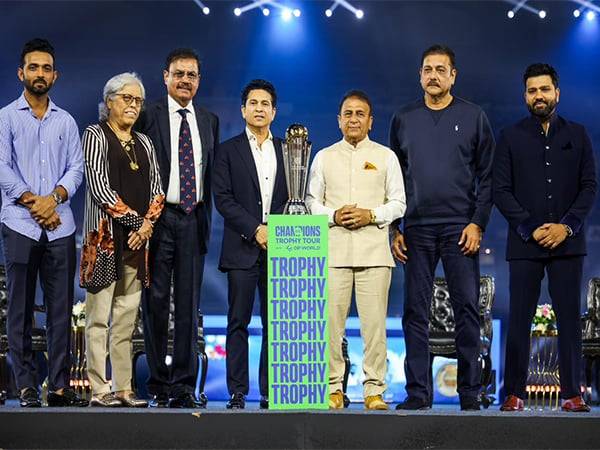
[{"xmin": 80, "ymin": 124, "xmax": 165, "ymax": 289}]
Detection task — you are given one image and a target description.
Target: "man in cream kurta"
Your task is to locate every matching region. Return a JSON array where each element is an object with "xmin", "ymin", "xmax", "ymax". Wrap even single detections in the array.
[{"xmin": 306, "ymin": 90, "xmax": 406, "ymax": 410}]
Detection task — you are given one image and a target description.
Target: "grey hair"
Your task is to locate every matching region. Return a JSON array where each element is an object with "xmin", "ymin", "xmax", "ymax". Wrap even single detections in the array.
[{"xmin": 98, "ymin": 72, "xmax": 146, "ymax": 121}]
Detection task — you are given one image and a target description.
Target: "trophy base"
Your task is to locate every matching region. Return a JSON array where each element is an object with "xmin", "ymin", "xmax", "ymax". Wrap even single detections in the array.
[{"xmin": 283, "ymin": 201, "xmax": 310, "ymax": 215}]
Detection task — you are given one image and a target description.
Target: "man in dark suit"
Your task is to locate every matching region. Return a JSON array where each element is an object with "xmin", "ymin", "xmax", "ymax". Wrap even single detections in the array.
[
  {"xmin": 213, "ymin": 79, "xmax": 288, "ymax": 409},
  {"xmin": 494, "ymin": 63, "xmax": 597, "ymax": 413},
  {"xmin": 137, "ymin": 48, "xmax": 219, "ymax": 408}
]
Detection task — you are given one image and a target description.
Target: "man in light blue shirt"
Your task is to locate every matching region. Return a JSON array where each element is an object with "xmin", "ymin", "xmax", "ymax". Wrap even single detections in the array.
[{"xmin": 0, "ymin": 38, "xmax": 86, "ymax": 407}]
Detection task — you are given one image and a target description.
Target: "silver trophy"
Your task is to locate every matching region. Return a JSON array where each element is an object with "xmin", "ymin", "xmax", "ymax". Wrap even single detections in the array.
[{"xmin": 282, "ymin": 124, "xmax": 312, "ymax": 215}]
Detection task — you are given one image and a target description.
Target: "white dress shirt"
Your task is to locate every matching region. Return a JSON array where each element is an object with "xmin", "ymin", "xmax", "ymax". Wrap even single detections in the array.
[
  {"xmin": 166, "ymin": 95, "xmax": 203, "ymax": 204},
  {"xmin": 246, "ymin": 127, "xmax": 277, "ymax": 223}
]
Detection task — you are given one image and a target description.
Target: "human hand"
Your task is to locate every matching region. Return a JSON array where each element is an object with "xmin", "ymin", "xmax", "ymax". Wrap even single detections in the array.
[
  {"xmin": 40, "ymin": 211, "xmax": 61, "ymax": 231},
  {"xmin": 127, "ymin": 231, "xmax": 145, "ymax": 251},
  {"xmin": 458, "ymin": 223, "xmax": 482, "ymax": 256},
  {"xmin": 537, "ymin": 223, "xmax": 568, "ymax": 249},
  {"xmin": 255, "ymin": 224, "xmax": 268, "ymax": 250},
  {"xmin": 337, "ymin": 204, "xmax": 371, "ymax": 230},
  {"xmin": 28, "ymin": 195, "xmax": 58, "ymax": 221},
  {"xmin": 391, "ymin": 230, "xmax": 408, "ymax": 263}
]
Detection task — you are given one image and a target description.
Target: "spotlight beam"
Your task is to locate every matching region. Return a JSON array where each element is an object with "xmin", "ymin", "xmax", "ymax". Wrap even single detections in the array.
[
  {"xmin": 336, "ymin": 0, "xmax": 361, "ymax": 15},
  {"xmin": 192, "ymin": 0, "xmax": 210, "ymax": 14},
  {"xmin": 261, "ymin": 0, "xmax": 297, "ymax": 12},
  {"xmin": 509, "ymin": 0, "xmax": 529, "ymax": 14},
  {"xmin": 572, "ymin": 0, "xmax": 600, "ymax": 13},
  {"xmin": 328, "ymin": 1, "xmax": 340, "ymax": 13},
  {"xmin": 504, "ymin": 0, "xmax": 543, "ymax": 16},
  {"xmin": 235, "ymin": 0, "xmax": 270, "ymax": 15}
]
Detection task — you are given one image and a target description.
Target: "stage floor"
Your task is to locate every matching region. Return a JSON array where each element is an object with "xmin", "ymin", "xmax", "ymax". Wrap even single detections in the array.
[{"xmin": 2, "ymin": 401, "xmax": 600, "ymax": 449}]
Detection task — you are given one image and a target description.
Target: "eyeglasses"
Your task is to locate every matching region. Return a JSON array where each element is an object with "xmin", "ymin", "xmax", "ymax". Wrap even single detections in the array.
[
  {"xmin": 169, "ymin": 70, "xmax": 199, "ymax": 81},
  {"xmin": 114, "ymin": 93, "xmax": 144, "ymax": 106}
]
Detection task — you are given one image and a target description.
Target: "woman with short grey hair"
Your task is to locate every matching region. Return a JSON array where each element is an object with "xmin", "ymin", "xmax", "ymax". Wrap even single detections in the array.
[{"xmin": 80, "ymin": 72, "xmax": 164, "ymax": 407}]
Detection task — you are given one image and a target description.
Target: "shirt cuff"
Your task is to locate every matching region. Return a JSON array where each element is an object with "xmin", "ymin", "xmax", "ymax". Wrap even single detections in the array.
[
  {"xmin": 516, "ymin": 217, "xmax": 544, "ymax": 242},
  {"xmin": 373, "ymin": 206, "xmax": 390, "ymax": 226},
  {"xmin": 470, "ymin": 210, "xmax": 489, "ymax": 232},
  {"xmin": 327, "ymin": 210, "xmax": 337, "ymax": 226},
  {"xmin": 560, "ymin": 213, "xmax": 583, "ymax": 236},
  {"xmin": 55, "ymin": 177, "xmax": 76, "ymax": 201},
  {"xmin": 8, "ymin": 183, "xmax": 32, "ymax": 202}
]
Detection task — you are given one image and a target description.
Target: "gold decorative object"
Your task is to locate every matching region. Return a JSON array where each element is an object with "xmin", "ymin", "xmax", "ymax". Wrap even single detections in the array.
[{"xmin": 526, "ymin": 304, "xmax": 560, "ymax": 410}]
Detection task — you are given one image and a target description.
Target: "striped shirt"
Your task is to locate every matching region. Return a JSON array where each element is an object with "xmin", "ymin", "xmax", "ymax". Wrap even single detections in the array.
[
  {"xmin": 80, "ymin": 124, "xmax": 164, "ymax": 288},
  {"xmin": 0, "ymin": 92, "xmax": 84, "ymax": 241}
]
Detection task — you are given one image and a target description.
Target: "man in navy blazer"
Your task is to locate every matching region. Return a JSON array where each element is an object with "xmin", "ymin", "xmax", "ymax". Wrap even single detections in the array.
[
  {"xmin": 136, "ymin": 48, "xmax": 219, "ymax": 408},
  {"xmin": 494, "ymin": 63, "xmax": 597, "ymax": 413},
  {"xmin": 213, "ymin": 79, "xmax": 288, "ymax": 409}
]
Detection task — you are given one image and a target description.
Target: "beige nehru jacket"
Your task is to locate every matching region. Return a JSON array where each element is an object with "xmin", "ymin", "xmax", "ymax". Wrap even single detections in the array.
[{"xmin": 306, "ymin": 137, "xmax": 406, "ymax": 268}]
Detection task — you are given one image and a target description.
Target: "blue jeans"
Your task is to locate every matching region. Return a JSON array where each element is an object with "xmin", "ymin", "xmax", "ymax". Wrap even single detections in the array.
[{"xmin": 402, "ymin": 224, "xmax": 481, "ymax": 401}]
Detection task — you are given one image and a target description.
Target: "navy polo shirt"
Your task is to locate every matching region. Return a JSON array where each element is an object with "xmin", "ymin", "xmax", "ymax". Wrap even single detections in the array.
[{"xmin": 389, "ymin": 97, "xmax": 495, "ymax": 230}]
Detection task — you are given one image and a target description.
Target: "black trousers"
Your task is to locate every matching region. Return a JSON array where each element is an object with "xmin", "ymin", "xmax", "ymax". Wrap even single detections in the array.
[
  {"xmin": 1, "ymin": 225, "xmax": 75, "ymax": 391},
  {"xmin": 143, "ymin": 205, "xmax": 205, "ymax": 396},
  {"xmin": 225, "ymin": 251, "xmax": 268, "ymax": 397},
  {"xmin": 402, "ymin": 224, "xmax": 481, "ymax": 401},
  {"xmin": 504, "ymin": 256, "xmax": 583, "ymax": 399}
]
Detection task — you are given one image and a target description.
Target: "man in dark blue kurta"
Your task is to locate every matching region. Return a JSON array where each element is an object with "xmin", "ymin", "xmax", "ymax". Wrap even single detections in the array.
[
  {"xmin": 389, "ymin": 45, "xmax": 495, "ymax": 411},
  {"xmin": 495, "ymin": 63, "xmax": 597, "ymax": 413}
]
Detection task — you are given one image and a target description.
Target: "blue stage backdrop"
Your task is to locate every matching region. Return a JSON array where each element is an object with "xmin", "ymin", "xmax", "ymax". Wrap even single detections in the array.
[{"xmin": 1, "ymin": 1, "xmax": 600, "ymax": 399}]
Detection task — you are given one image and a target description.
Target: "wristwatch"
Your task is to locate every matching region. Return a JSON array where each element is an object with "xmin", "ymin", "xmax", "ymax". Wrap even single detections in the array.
[
  {"xmin": 563, "ymin": 224, "xmax": 573, "ymax": 237},
  {"xmin": 369, "ymin": 210, "xmax": 376, "ymax": 224},
  {"xmin": 51, "ymin": 191, "xmax": 63, "ymax": 205}
]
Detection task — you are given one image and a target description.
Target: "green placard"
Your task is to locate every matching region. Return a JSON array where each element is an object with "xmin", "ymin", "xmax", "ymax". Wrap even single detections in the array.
[{"xmin": 268, "ymin": 214, "xmax": 329, "ymax": 410}]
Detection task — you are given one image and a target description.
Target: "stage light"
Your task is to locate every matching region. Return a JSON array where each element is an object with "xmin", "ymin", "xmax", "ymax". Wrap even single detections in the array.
[
  {"xmin": 507, "ymin": 10, "xmax": 515, "ymax": 18},
  {"xmin": 355, "ymin": 9, "xmax": 364, "ymax": 19},
  {"xmin": 586, "ymin": 10, "xmax": 597, "ymax": 20},
  {"xmin": 293, "ymin": 8, "xmax": 301, "ymax": 17},
  {"xmin": 282, "ymin": 8, "xmax": 292, "ymax": 21},
  {"xmin": 538, "ymin": 9, "xmax": 546, "ymax": 19},
  {"xmin": 202, "ymin": 6, "xmax": 210, "ymax": 15},
  {"xmin": 574, "ymin": 9, "xmax": 581, "ymax": 18},
  {"xmin": 234, "ymin": 7, "xmax": 242, "ymax": 16},
  {"xmin": 325, "ymin": 8, "xmax": 333, "ymax": 17},
  {"xmin": 263, "ymin": 7, "xmax": 270, "ymax": 16}
]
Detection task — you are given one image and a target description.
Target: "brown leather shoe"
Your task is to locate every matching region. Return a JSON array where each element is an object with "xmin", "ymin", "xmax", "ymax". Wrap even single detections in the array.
[
  {"xmin": 500, "ymin": 394, "xmax": 524, "ymax": 411},
  {"xmin": 365, "ymin": 394, "xmax": 388, "ymax": 410},
  {"xmin": 329, "ymin": 390, "xmax": 344, "ymax": 409},
  {"xmin": 561, "ymin": 396, "xmax": 590, "ymax": 412}
]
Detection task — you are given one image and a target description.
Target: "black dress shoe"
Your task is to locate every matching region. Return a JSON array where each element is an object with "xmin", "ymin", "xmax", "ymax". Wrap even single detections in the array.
[
  {"xmin": 169, "ymin": 392, "xmax": 201, "ymax": 409},
  {"xmin": 47, "ymin": 388, "xmax": 89, "ymax": 407},
  {"xmin": 395, "ymin": 396, "xmax": 431, "ymax": 410},
  {"xmin": 19, "ymin": 387, "xmax": 41, "ymax": 408},
  {"xmin": 259, "ymin": 395, "xmax": 269, "ymax": 409},
  {"xmin": 149, "ymin": 393, "xmax": 170, "ymax": 408},
  {"xmin": 226, "ymin": 392, "xmax": 246, "ymax": 409},
  {"xmin": 460, "ymin": 396, "xmax": 481, "ymax": 411}
]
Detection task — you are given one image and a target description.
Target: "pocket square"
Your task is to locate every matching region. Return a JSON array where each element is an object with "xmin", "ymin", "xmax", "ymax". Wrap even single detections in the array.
[{"xmin": 364, "ymin": 161, "xmax": 377, "ymax": 170}]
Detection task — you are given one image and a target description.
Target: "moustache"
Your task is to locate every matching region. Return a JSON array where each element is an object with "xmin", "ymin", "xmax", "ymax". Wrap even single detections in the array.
[
  {"xmin": 177, "ymin": 83, "xmax": 192, "ymax": 90},
  {"xmin": 428, "ymin": 82, "xmax": 440, "ymax": 87},
  {"xmin": 33, "ymin": 78, "xmax": 47, "ymax": 85}
]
